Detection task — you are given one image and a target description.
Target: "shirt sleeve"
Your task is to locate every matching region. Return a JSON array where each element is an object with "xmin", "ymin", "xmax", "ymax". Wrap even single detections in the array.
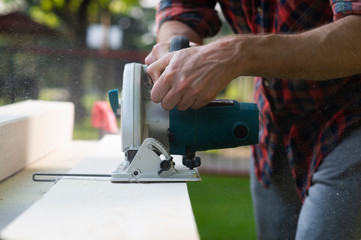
[
  {"xmin": 330, "ymin": 0, "xmax": 361, "ymax": 20},
  {"xmin": 156, "ymin": 0, "xmax": 222, "ymax": 38}
]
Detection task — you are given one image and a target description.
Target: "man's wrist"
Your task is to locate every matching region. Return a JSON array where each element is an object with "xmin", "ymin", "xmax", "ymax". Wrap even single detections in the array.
[
  {"xmin": 223, "ymin": 33, "xmax": 315, "ymax": 80},
  {"xmin": 157, "ymin": 21, "xmax": 203, "ymax": 44}
]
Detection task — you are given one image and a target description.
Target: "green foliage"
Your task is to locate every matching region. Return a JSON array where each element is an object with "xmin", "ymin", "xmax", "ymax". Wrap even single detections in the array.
[
  {"xmin": 29, "ymin": 6, "xmax": 60, "ymax": 28},
  {"xmin": 74, "ymin": 91, "xmax": 105, "ymax": 140},
  {"xmin": 73, "ymin": 117, "xmax": 99, "ymax": 140},
  {"xmin": 188, "ymin": 175, "xmax": 256, "ymax": 240},
  {"xmin": 109, "ymin": 0, "xmax": 139, "ymax": 14},
  {"xmin": 25, "ymin": 0, "xmax": 155, "ymax": 50},
  {"xmin": 27, "ymin": 0, "xmax": 140, "ymax": 29},
  {"xmin": 219, "ymin": 77, "xmax": 254, "ymax": 102}
]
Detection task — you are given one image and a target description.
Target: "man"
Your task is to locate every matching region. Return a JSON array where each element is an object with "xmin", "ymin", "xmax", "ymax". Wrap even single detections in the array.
[{"xmin": 146, "ymin": 0, "xmax": 361, "ymax": 239}]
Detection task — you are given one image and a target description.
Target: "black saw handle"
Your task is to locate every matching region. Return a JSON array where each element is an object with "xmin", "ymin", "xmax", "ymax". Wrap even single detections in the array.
[{"xmin": 170, "ymin": 36, "xmax": 190, "ymax": 52}]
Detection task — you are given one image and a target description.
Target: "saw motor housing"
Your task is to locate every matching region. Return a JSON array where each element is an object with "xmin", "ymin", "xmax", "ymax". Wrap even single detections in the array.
[
  {"xmin": 109, "ymin": 63, "xmax": 259, "ymax": 179},
  {"xmin": 108, "ymin": 36, "xmax": 259, "ymax": 182}
]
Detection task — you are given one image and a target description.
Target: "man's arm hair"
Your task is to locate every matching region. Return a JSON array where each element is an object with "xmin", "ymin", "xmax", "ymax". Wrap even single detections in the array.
[
  {"xmin": 227, "ymin": 15, "xmax": 361, "ymax": 80},
  {"xmin": 157, "ymin": 21, "xmax": 204, "ymax": 45}
]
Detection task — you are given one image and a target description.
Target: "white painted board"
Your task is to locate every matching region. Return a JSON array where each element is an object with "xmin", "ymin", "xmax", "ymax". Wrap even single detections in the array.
[
  {"xmin": 0, "ymin": 140, "xmax": 98, "ymax": 230},
  {"xmin": 0, "ymin": 100, "xmax": 74, "ymax": 181},
  {"xmin": 0, "ymin": 135, "xmax": 200, "ymax": 240}
]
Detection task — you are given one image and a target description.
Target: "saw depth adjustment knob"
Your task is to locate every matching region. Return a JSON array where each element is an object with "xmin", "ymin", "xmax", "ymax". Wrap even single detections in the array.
[
  {"xmin": 158, "ymin": 157, "xmax": 175, "ymax": 176},
  {"xmin": 160, "ymin": 159, "xmax": 171, "ymax": 171},
  {"xmin": 182, "ymin": 156, "xmax": 201, "ymax": 169}
]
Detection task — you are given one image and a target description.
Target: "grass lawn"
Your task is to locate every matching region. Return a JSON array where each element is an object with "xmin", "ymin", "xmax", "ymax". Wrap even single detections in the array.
[
  {"xmin": 188, "ymin": 175, "xmax": 256, "ymax": 240},
  {"xmin": 73, "ymin": 117, "xmax": 99, "ymax": 140}
]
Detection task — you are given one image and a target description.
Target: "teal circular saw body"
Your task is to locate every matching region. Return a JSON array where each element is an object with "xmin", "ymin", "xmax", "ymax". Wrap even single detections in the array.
[
  {"xmin": 169, "ymin": 100, "xmax": 258, "ymax": 155},
  {"xmin": 108, "ymin": 63, "xmax": 259, "ymax": 158}
]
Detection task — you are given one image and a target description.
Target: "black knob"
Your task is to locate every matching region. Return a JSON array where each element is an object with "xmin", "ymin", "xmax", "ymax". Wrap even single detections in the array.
[
  {"xmin": 234, "ymin": 125, "xmax": 249, "ymax": 139},
  {"xmin": 160, "ymin": 158, "xmax": 173, "ymax": 171},
  {"xmin": 182, "ymin": 156, "xmax": 201, "ymax": 169},
  {"xmin": 170, "ymin": 36, "xmax": 190, "ymax": 52}
]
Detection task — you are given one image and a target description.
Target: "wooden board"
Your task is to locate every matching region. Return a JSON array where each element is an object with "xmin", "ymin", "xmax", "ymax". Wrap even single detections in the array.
[
  {"xmin": 0, "ymin": 100, "xmax": 74, "ymax": 181},
  {"xmin": 0, "ymin": 135, "xmax": 200, "ymax": 240},
  {"xmin": 0, "ymin": 140, "xmax": 98, "ymax": 231}
]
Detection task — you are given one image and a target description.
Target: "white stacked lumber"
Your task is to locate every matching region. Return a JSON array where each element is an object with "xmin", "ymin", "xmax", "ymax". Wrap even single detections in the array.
[{"xmin": 0, "ymin": 100, "xmax": 74, "ymax": 181}]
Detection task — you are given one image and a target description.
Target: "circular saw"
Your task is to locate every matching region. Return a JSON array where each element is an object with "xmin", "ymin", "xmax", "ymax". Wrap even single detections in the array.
[{"xmin": 108, "ymin": 36, "xmax": 259, "ymax": 182}]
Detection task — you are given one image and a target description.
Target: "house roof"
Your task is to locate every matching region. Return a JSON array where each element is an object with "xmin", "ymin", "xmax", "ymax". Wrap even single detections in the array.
[{"xmin": 0, "ymin": 12, "xmax": 56, "ymax": 36}]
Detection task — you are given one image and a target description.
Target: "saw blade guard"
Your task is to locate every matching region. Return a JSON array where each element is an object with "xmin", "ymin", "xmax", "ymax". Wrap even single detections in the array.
[
  {"xmin": 116, "ymin": 63, "xmax": 169, "ymax": 153},
  {"xmin": 120, "ymin": 62, "xmax": 143, "ymax": 151}
]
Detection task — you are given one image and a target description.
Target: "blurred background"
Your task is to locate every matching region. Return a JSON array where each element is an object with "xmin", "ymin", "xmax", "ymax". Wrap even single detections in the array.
[{"xmin": 0, "ymin": 0, "xmax": 255, "ymax": 239}]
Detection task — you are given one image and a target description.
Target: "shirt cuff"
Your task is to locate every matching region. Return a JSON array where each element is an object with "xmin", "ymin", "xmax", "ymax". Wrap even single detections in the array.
[
  {"xmin": 330, "ymin": 0, "xmax": 361, "ymax": 20},
  {"xmin": 156, "ymin": 3, "xmax": 221, "ymax": 38}
]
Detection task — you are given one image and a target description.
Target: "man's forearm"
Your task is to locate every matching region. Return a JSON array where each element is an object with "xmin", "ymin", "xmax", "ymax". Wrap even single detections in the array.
[
  {"xmin": 148, "ymin": 13, "xmax": 360, "ymax": 110},
  {"xmin": 157, "ymin": 21, "xmax": 204, "ymax": 44},
  {"xmin": 228, "ymin": 15, "xmax": 361, "ymax": 80}
]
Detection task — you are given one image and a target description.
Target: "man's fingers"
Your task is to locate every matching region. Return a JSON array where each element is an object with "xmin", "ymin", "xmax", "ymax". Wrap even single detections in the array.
[
  {"xmin": 160, "ymin": 88, "xmax": 183, "ymax": 110},
  {"xmin": 191, "ymin": 100, "xmax": 208, "ymax": 109},
  {"xmin": 145, "ymin": 41, "xmax": 171, "ymax": 65},
  {"xmin": 176, "ymin": 95, "xmax": 197, "ymax": 111},
  {"xmin": 147, "ymin": 53, "xmax": 174, "ymax": 102},
  {"xmin": 147, "ymin": 52, "xmax": 173, "ymax": 82},
  {"xmin": 150, "ymin": 63, "xmax": 183, "ymax": 110},
  {"xmin": 150, "ymin": 75, "xmax": 172, "ymax": 104},
  {"xmin": 145, "ymin": 53, "xmax": 156, "ymax": 66},
  {"xmin": 147, "ymin": 67, "xmax": 161, "ymax": 85},
  {"xmin": 149, "ymin": 63, "xmax": 174, "ymax": 104},
  {"xmin": 191, "ymin": 94, "xmax": 216, "ymax": 109}
]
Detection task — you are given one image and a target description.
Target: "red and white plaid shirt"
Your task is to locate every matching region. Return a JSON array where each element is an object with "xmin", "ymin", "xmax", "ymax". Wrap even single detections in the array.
[{"xmin": 156, "ymin": 0, "xmax": 361, "ymax": 200}]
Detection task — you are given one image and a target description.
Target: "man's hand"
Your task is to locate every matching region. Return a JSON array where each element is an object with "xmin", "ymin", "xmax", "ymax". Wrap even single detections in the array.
[
  {"xmin": 146, "ymin": 40, "xmax": 240, "ymax": 111},
  {"xmin": 145, "ymin": 40, "xmax": 171, "ymax": 67}
]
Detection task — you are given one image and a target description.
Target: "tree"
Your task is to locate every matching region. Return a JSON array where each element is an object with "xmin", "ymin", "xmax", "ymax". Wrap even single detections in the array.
[
  {"xmin": 26, "ymin": 0, "xmax": 141, "ymax": 47},
  {"xmin": 24, "ymin": 0, "xmax": 144, "ymax": 122}
]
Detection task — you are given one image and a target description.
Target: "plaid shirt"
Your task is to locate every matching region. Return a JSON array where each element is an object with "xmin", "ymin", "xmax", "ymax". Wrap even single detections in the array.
[{"xmin": 156, "ymin": 0, "xmax": 361, "ymax": 200}]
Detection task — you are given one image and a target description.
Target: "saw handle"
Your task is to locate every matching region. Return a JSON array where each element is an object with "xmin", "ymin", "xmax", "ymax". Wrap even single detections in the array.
[{"xmin": 170, "ymin": 36, "xmax": 190, "ymax": 52}]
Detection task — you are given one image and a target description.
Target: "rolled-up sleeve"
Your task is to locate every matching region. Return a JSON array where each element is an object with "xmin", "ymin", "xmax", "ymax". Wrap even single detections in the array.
[
  {"xmin": 330, "ymin": 0, "xmax": 361, "ymax": 20},
  {"xmin": 156, "ymin": 0, "xmax": 222, "ymax": 38}
]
